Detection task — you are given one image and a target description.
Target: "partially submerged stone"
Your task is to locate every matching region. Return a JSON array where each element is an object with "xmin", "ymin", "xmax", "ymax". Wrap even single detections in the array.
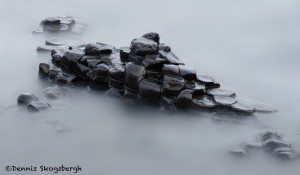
[
  {"xmin": 27, "ymin": 101, "xmax": 50, "ymax": 112},
  {"xmin": 17, "ymin": 93, "xmax": 39, "ymax": 106}
]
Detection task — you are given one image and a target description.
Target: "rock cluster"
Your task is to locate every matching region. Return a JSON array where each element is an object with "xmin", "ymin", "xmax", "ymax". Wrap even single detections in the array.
[
  {"xmin": 37, "ymin": 32, "xmax": 275, "ymax": 113},
  {"xmin": 231, "ymin": 131, "xmax": 299, "ymax": 160}
]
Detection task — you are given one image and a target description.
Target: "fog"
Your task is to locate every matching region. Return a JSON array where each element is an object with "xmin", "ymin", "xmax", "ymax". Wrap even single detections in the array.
[{"xmin": 0, "ymin": 0, "xmax": 300, "ymax": 174}]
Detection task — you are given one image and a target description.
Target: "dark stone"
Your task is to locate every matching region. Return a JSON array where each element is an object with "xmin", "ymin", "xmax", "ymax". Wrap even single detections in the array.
[
  {"xmin": 60, "ymin": 50, "xmax": 85, "ymax": 72},
  {"xmin": 138, "ymin": 78, "xmax": 161, "ymax": 102},
  {"xmin": 55, "ymin": 72, "xmax": 78, "ymax": 85},
  {"xmin": 38, "ymin": 63, "xmax": 50, "ymax": 79},
  {"xmin": 108, "ymin": 67, "xmax": 124, "ymax": 81},
  {"xmin": 196, "ymin": 74, "xmax": 220, "ymax": 89},
  {"xmin": 86, "ymin": 64, "xmax": 110, "ymax": 85},
  {"xmin": 85, "ymin": 43, "xmax": 114, "ymax": 56},
  {"xmin": 86, "ymin": 59, "xmax": 101, "ymax": 68},
  {"xmin": 51, "ymin": 49, "xmax": 66, "ymax": 67},
  {"xmin": 142, "ymin": 54, "xmax": 166, "ymax": 69},
  {"xmin": 124, "ymin": 62, "xmax": 146, "ymax": 90},
  {"xmin": 178, "ymin": 65, "xmax": 196, "ymax": 80},
  {"xmin": 73, "ymin": 62, "xmax": 91, "ymax": 78},
  {"xmin": 49, "ymin": 66, "xmax": 61, "ymax": 80},
  {"xmin": 107, "ymin": 67, "xmax": 124, "ymax": 89},
  {"xmin": 146, "ymin": 69, "xmax": 162, "ymax": 81},
  {"xmin": 162, "ymin": 64, "xmax": 180, "ymax": 75},
  {"xmin": 130, "ymin": 37, "xmax": 158, "ymax": 56},
  {"xmin": 162, "ymin": 74, "xmax": 185, "ymax": 98},
  {"xmin": 159, "ymin": 50, "xmax": 184, "ymax": 65},
  {"xmin": 159, "ymin": 43, "xmax": 171, "ymax": 52},
  {"xmin": 142, "ymin": 32, "xmax": 160, "ymax": 44},
  {"xmin": 175, "ymin": 89, "xmax": 194, "ymax": 109},
  {"xmin": 128, "ymin": 52, "xmax": 144, "ymax": 63},
  {"xmin": 17, "ymin": 93, "xmax": 39, "ymax": 106},
  {"xmin": 27, "ymin": 101, "xmax": 50, "ymax": 112},
  {"xmin": 120, "ymin": 47, "xmax": 130, "ymax": 62}
]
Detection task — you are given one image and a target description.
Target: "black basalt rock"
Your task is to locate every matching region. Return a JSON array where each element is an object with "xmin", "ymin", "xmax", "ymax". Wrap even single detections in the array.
[
  {"xmin": 130, "ymin": 37, "xmax": 158, "ymax": 56},
  {"xmin": 124, "ymin": 62, "xmax": 146, "ymax": 90},
  {"xmin": 142, "ymin": 32, "xmax": 160, "ymax": 44}
]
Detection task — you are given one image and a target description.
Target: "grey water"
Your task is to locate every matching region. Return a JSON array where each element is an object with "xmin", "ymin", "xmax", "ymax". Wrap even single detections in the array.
[{"xmin": 0, "ymin": 0, "xmax": 300, "ymax": 174}]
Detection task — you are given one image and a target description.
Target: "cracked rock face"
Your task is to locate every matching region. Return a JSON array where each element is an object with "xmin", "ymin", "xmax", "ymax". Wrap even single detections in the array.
[{"xmin": 36, "ymin": 32, "xmax": 275, "ymax": 113}]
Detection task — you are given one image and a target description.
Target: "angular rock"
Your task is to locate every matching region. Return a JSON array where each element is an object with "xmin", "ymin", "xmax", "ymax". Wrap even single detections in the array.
[
  {"xmin": 142, "ymin": 32, "xmax": 160, "ymax": 44},
  {"xmin": 196, "ymin": 74, "xmax": 220, "ymax": 89},
  {"xmin": 85, "ymin": 43, "xmax": 114, "ymax": 56},
  {"xmin": 159, "ymin": 50, "xmax": 184, "ymax": 65},
  {"xmin": 124, "ymin": 62, "xmax": 146, "ymax": 90},
  {"xmin": 86, "ymin": 64, "xmax": 110, "ymax": 85},
  {"xmin": 142, "ymin": 54, "xmax": 166, "ymax": 68},
  {"xmin": 120, "ymin": 47, "xmax": 130, "ymax": 62},
  {"xmin": 128, "ymin": 52, "xmax": 144, "ymax": 63},
  {"xmin": 55, "ymin": 72, "xmax": 78, "ymax": 85},
  {"xmin": 51, "ymin": 49, "xmax": 66, "ymax": 66},
  {"xmin": 130, "ymin": 37, "xmax": 158, "ymax": 56},
  {"xmin": 178, "ymin": 65, "xmax": 197, "ymax": 80},
  {"xmin": 175, "ymin": 89, "xmax": 193, "ymax": 109},
  {"xmin": 38, "ymin": 63, "xmax": 50, "ymax": 79},
  {"xmin": 60, "ymin": 49, "xmax": 85, "ymax": 71},
  {"xmin": 162, "ymin": 64, "xmax": 180, "ymax": 75},
  {"xmin": 138, "ymin": 78, "xmax": 161, "ymax": 102},
  {"xmin": 162, "ymin": 74, "xmax": 185, "ymax": 98}
]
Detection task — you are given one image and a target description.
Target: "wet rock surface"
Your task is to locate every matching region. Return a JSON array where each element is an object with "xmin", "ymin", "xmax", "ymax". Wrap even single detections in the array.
[{"xmin": 35, "ymin": 32, "xmax": 276, "ymax": 113}]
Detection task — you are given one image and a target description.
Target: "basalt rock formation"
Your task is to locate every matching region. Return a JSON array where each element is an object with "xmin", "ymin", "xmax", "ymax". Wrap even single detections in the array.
[{"xmin": 37, "ymin": 32, "xmax": 275, "ymax": 114}]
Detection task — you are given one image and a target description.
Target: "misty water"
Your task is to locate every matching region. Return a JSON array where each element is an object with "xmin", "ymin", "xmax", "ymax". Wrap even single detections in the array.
[{"xmin": 0, "ymin": 0, "xmax": 300, "ymax": 174}]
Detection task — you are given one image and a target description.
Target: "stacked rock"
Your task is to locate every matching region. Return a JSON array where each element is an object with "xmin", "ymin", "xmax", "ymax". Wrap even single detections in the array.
[
  {"xmin": 38, "ymin": 32, "xmax": 274, "ymax": 113},
  {"xmin": 231, "ymin": 131, "xmax": 299, "ymax": 160},
  {"xmin": 33, "ymin": 16, "xmax": 86, "ymax": 34}
]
